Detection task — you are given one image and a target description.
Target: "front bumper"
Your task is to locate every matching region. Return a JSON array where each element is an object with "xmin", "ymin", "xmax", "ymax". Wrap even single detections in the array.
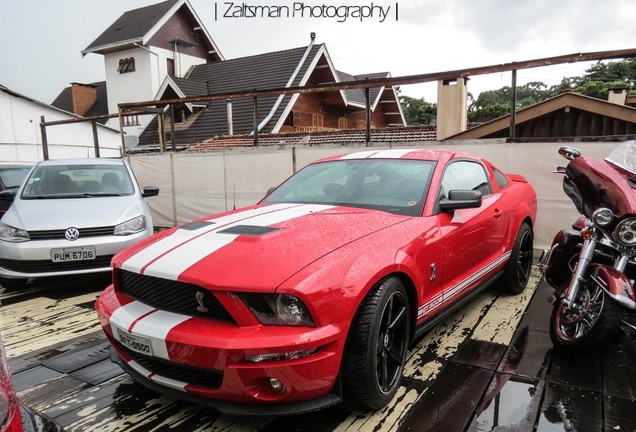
[
  {"xmin": 96, "ymin": 286, "xmax": 347, "ymax": 414},
  {"xmin": 0, "ymin": 230, "xmax": 150, "ymax": 279}
]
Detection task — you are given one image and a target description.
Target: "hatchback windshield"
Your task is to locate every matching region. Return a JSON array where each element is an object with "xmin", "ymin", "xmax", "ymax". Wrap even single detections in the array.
[
  {"xmin": 21, "ymin": 163, "xmax": 135, "ymax": 198},
  {"xmin": 262, "ymin": 159, "xmax": 435, "ymax": 216}
]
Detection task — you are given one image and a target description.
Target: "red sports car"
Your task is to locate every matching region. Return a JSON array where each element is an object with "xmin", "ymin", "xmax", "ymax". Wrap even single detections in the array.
[{"xmin": 95, "ymin": 148, "xmax": 537, "ymax": 415}]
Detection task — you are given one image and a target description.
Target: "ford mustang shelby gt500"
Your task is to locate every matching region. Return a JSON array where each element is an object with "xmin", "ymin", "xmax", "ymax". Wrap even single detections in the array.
[{"xmin": 95, "ymin": 148, "xmax": 537, "ymax": 415}]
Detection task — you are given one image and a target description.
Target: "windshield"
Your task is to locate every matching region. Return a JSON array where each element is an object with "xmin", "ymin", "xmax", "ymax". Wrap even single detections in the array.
[
  {"xmin": 606, "ymin": 140, "xmax": 636, "ymax": 175},
  {"xmin": 21, "ymin": 163, "xmax": 135, "ymax": 199},
  {"xmin": 0, "ymin": 167, "xmax": 30, "ymax": 189},
  {"xmin": 262, "ymin": 158, "xmax": 435, "ymax": 216}
]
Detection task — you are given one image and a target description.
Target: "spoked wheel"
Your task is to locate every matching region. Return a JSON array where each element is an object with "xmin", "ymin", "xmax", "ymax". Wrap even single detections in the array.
[
  {"xmin": 550, "ymin": 282, "xmax": 620, "ymax": 356},
  {"xmin": 342, "ymin": 277, "xmax": 411, "ymax": 410},
  {"xmin": 496, "ymin": 222, "xmax": 534, "ymax": 294}
]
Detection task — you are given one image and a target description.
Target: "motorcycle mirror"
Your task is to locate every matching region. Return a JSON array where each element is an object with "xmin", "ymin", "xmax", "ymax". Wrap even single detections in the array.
[{"xmin": 558, "ymin": 146, "xmax": 581, "ymax": 160}]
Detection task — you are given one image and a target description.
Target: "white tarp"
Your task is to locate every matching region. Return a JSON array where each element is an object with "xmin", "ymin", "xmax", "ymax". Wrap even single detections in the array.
[{"xmin": 128, "ymin": 140, "xmax": 622, "ymax": 251}]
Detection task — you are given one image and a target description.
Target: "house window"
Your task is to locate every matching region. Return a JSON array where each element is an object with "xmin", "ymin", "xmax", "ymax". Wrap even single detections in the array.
[
  {"xmin": 294, "ymin": 111, "xmax": 300, "ymax": 126},
  {"xmin": 312, "ymin": 113, "xmax": 324, "ymax": 128},
  {"xmin": 284, "ymin": 111, "xmax": 300, "ymax": 127},
  {"xmin": 123, "ymin": 115, "xmax": 139, "ymax": 126},
  {"xmin": 338, "ymin": 117, "xmax": 347, "ymax": 129},
  {"xmin": 117, "ymin": 58, "xmax": 136, "ymax": 74},
  {"xmin": 357, "ymin": 120, "xmax": 366, "ymax": 129}
]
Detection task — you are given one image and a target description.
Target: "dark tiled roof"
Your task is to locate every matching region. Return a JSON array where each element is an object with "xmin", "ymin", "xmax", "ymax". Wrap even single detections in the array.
[
  {"xmin": 181, "ymin": 126, "xmax": 437, "ymax": 152},
  {"xmin": 138, "ymin": 44, "xmax": 324, "ymax": 146},
  {"xmin": 50, "ymin": 82, "xmax": 109, "ymax": 124},
  {"xmin": 338, "ymin": 71, "xmax": 387, "ymax": 106},
  {"xmin": 170, "ymin": 77, "xmax": 207, "ymax": 98},
  {"xmin": 83, "ymin": 0, "xmax": 180, "ymax": 53}
]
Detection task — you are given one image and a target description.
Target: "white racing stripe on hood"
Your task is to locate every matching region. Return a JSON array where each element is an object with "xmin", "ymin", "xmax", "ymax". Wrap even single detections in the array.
[
  {"xmin": 340, "ymin": 149, "xmax": 414, "ymax": 160},
  {"xmin": 141, "ymin": 204, "xmax": 334, "ymax": 280},
  {"xmin": 122, "ymin": 203, "xmax": 302, "ymax": 274}
]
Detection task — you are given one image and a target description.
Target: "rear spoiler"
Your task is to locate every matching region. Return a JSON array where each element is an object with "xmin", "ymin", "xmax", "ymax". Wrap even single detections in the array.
[{"xmin": 508, "ymin": 174, "xmax": 529, "ymax": 183}]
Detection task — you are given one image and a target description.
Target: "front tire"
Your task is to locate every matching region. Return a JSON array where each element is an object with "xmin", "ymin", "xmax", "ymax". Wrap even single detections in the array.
[
  {"xmin": 550, "ymin": 283, "xmax": 620, "ymax": 356},
  {"xmin": 342, "ymin": 277, "xmax": 411, "ymax": 410},
  {"xmin": 496, "ymin": 222, "xmax": 533, "ymax": 294}
]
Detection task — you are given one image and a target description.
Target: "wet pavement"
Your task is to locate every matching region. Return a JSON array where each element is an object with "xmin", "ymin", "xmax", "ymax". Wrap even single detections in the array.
[{"xmin": 1, "ymin": 267, "xmax": 635, "ymax": 431}]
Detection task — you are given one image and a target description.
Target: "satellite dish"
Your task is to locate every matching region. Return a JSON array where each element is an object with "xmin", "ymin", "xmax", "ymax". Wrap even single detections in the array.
[{"xmin": 124, "ymin": 135, "xmax": 140, "ymax": 151}]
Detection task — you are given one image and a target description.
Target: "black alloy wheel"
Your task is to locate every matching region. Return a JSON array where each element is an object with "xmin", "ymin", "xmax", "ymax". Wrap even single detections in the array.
[
  {"xmin": 342, "ymin": 277, "xmax": 411, "ymax": 410},
  {"xmin": 497, "ymin": 222, "xmax": 533, "ymax": 294}
]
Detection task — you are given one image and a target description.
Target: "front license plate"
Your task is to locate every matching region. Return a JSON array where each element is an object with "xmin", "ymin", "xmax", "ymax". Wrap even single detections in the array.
[
  {"xmin": 51, "ymin": 246, "xmax": 96, "ymax": 262},
  {"xmin": 116, "ymin": 327, "xmax": 154, "ymax": 356}
]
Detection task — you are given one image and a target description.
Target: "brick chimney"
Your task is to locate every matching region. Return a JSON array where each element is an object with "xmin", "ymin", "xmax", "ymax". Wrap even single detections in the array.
[
  {"xmin": 436, "ymin": 77, "xmax": 468, "ymax": 140},
  {"xmin": 71, "ymin": 83, "xmax": 97, "ymax": 116}
]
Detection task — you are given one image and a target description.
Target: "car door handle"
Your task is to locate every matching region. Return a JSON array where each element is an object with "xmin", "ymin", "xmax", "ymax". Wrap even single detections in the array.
[{"xmin": 493, "ymin": 209, "xmax": 503, "ymax": 219}]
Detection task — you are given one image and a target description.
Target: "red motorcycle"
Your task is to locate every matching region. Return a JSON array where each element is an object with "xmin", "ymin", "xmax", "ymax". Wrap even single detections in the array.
[{"xmin": 539, "ymin": 141, "xmax": 636, "ymax": 355}]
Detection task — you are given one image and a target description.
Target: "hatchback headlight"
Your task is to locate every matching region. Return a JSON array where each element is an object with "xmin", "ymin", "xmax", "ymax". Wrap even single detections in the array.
[
  {"xmin": 239, "ymin": 293, "xmax": 315, "ymax": 326},
  {"xmin": 0, "ymin": 223, "xmax": 29, "ymax": 243},
  {"xmin": 615, "ymin": 217, "xmax": 636, "ymax": 246},
  {"xmin": 114, "ymin": 215, "xmax": 146, "ymax": 236}
]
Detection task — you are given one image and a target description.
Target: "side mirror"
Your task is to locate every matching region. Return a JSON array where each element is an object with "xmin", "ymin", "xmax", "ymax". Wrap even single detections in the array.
[
  {"xmin": 439, "ymin": 190, "xmax": 482, "ymax": 211},
  {"xmin": 141, "ymin": 186, "xmax": 159, "ymax": 198},
  {"xmin": 0, "ymin": 189, "xmax": 16, "ymax": 203},
  {"xmin": 264, "ymin": 186, "xmax": 276, "ymax": 198}
]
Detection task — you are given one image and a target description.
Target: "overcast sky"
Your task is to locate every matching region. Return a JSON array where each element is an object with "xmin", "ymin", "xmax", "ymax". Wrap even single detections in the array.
[{"xmin": 3, "ymin": 0, "xmax": 636, "ymax": 106}]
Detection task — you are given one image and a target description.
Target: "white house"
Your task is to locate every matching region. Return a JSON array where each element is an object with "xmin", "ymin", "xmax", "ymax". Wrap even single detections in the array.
[{"xmin": 0, "ymin": 84, "xmax": 122, "ymax": 163}]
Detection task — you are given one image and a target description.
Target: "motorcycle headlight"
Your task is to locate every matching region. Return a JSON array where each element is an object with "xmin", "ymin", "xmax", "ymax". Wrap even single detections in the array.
[
  {"xmin": 114, "ymin": 215, "xmax": 146, "ymax": 236},
  {"xmin": 239, "ymin": 293, "xmax": 315, "ymax": 326},
  {"xmin": 0, "ymin": 223, "xmax": 29, "ymax": 243},
  {"xmin": 592, "ymin": 208, "xmax": 613, "ymax": 226},
  {"xmin": 614, "ymin": 217, "xmax": 636, "ymax": 246}
]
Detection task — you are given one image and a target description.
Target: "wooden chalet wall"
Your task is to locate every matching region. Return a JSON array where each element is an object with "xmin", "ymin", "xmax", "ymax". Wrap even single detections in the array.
[
  {"xmin": 279, "ymin": 90, "xmax": 392, "ymax": 132},
  {"xmin": 149, "ymin": 8, "xmax": 217, "ymax": 61}
]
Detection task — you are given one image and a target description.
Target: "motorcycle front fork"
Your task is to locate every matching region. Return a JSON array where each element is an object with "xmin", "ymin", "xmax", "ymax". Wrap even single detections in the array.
[{"xmin": 562, "ymin": 229, "xmax": 629, "ymax": 309}]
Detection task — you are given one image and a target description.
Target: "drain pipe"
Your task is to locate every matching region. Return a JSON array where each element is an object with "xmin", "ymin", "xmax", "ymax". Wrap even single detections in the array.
[{"xmin": 253, "ymin": 32, "xmax": 316, "ymax": 134}]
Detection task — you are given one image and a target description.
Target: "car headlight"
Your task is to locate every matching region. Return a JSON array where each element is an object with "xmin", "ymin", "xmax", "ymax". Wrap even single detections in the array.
[
  {"xmin": 239, "ymin": 293, "xmax": 315, "ymax": 326},
  {"xmin": 0, "ymin": 223, "xmax": 29, "ymax": 243},
  {"xmin": 614, "ymin": 217, "xmax": 636, "ymax": 246},
  {"xmin": 114, "ymin": 215, "xmax": 146, "ymax": 236}
]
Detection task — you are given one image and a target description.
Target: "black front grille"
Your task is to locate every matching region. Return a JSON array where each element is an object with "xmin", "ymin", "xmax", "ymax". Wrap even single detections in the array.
[
  {"xmin": 0, "ymin": 255, "xmax": 113, "ymax": 273},
  {"xmin": 118, "ymin": 270, "xmax": 236, "ymax": 324},
  {"xmin": 29, "ymin": 226, "xmax": 115, "ymax": 241},
  {"xmin": 119, "ymin": 344, "xmax": 223, "ymax": 389}
]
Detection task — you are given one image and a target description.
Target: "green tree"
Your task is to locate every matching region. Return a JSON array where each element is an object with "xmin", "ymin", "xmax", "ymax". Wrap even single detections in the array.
[{"xmin": 399, "ymin": 95, "xmax": 437, "ymax": 125}]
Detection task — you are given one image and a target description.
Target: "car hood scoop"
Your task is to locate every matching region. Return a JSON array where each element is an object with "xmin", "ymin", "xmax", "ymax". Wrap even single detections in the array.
[
  {"xmin": 118, "ymin": 203, "xmax": 408, "ymax": 292},
  {"xmin": 217, "ymin": 225, "xmax": 280, "ymax": 236}
]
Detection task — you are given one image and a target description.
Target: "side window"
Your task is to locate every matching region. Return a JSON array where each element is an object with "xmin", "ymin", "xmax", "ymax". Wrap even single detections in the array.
[
  {"xmin": 493, "ymin": 167, "xmax": 509, "ymax": 189},
  {"xmin": 440, "ymin": 161, "xmax": 492, "ymax": 198}
]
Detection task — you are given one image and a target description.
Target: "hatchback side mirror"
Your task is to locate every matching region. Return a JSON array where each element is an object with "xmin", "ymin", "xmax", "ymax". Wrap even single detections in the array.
[
  {"xmin": 0, "ymin": 189, "xmax": 16, "ymax": 203},
  {"xmin": 142, "ymin": 186, "xmax": 160, "ymax": 198},
  {"xmin": 439, "ymin": 190, "xmax": 482, "ymax": 211}
]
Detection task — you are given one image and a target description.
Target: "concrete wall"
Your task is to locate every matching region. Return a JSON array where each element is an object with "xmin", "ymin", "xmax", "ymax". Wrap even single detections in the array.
[{"xmin": 128, "ymin": 139, "xmax": 621, "ymax": 251}]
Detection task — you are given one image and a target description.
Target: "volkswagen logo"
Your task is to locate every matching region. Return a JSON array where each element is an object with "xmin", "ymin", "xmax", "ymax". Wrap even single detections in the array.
[{"xmin": 65, "ymin": 227, "xmax": 80, "ymax": 241}]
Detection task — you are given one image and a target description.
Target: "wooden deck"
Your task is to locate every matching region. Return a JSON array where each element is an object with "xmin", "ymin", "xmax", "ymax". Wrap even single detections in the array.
[{"xmin": 1, "ymin": 268, "xmax": 635, "ymax": 431}]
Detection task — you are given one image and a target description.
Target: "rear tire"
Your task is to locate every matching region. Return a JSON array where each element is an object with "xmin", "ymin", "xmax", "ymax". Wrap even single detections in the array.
[
  {"xmin": 550, "ymin": 283, "xmax": 620, "ymax": 356},
  {"xmin": 342, "ymin": 277, "xmax": 411, "ymax": 410},
  {"xmin": 496, "ymin": 222, "xmax": 533, "ymax": 294}
]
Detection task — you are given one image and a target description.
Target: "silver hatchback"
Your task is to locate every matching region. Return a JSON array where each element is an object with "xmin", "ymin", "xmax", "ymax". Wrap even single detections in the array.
[{"xmin": 0, "ymin": 158, "xmax": 158, "ymax": 289}]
